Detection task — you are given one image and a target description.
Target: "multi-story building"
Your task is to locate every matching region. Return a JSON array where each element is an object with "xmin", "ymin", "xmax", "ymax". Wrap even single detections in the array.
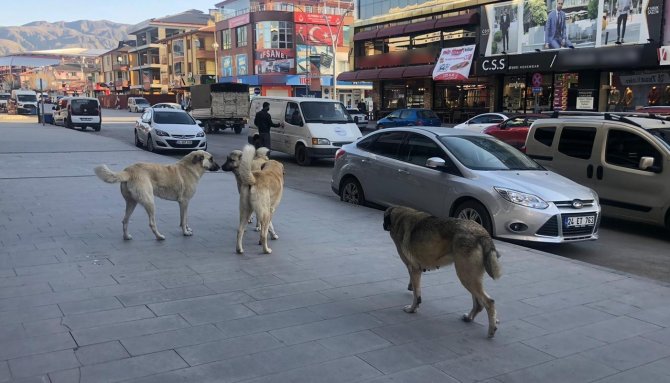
[
  {"xmin": 342, "ymin": 0, "xmax": 666, "ymax": 120},
  {"xmin": 128, "ymin": 10, "xmax": 213, "ymax": 94},
  {"xmin": 158, "ymin": 25, "xmax": 218, "ymax": 94},
  {"xmin": 213, "ymin": 0, "xmax": 369, "ymax": 104},
  {"xmin": 99, "ymin": 41, "xmax": 136, "ymax": 95}
]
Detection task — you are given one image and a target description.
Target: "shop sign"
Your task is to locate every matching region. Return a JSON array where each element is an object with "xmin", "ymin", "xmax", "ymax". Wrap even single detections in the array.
[
  {"xmin": 619, "ymin": 72, "xmax": 670, "ymax": 86},
  {"xmin": 576, "ymin": 94, "xmax": 595, "ymax": 110},
  {"xmin": 659, "ymin": 46, "xmax": 670, "ymax": 65},
  {"xmin": 255, "ymin": 49, "xmax": 294, "ymax": 60},
  {"xmin": 294, "ymin": 12, "xmax": 340, "ymax": 26},
  {"xmin": 432, "ymin": 45, "xmax": 476, "ymax": 81},
  {"xmin": 477, "ymin": 52, "xmax": 557, "ymax": 74}
]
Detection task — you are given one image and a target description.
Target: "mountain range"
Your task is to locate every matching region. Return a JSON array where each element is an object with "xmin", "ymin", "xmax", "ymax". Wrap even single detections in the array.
[{"xmin": 0, "ymin": 20, "xmax": 131, "ymax": 55}]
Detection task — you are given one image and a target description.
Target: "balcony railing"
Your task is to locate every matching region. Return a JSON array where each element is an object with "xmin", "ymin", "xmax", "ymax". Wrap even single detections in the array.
[{"xmin": 220, "ymin": 2, "xmax": 351, "ymax": 19}]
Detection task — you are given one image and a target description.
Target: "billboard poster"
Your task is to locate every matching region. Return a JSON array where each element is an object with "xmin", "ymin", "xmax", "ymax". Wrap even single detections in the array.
[
  {"xmin": 309, "ymin": 54, "xmax": 322, "ymax": 91},
  {"xmin": 236, "ymin": 54, "xmax": 248, "ymax": 76},
  {"xmin": 222, "ymin": 56, "xmax": 233, "ymax": 77},
  {"xmin": 480, "ymin": 0, "xmax": 662, "ymax": 56},
  {"xmin": 254, "ymin": 49, "xmax": 295, "ymax": 75},
  {"xmin": 432, "ymin": 45, "xmax": 476, "ymax": 81},
  {"xmin": 296, "ymin": 24, "xmax": 343, "ymax": 46},
  {"xmin": 296, "ymin": 45, "xmax": 334, "ymax": 74}
]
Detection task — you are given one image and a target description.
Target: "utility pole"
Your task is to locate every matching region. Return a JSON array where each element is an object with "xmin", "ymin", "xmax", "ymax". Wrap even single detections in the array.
[{"xmin": 322, "ymin": 0, "xmax": 352, "ymax": 102}]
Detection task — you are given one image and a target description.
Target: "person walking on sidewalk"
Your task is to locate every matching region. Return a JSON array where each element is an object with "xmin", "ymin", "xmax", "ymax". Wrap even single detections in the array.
[{"xmin": 254, "ymin": 102, "xmax": 279, "ymax": 151}]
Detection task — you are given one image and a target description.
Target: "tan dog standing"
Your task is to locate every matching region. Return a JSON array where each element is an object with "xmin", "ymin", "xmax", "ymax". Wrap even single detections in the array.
[
  {"xmin": 383, "ymin": 206, "xmax": 502, "ymax": 337},
  {"xmin": 94, "ymin": 150, "xmax": 220, "ymax": 240},
  {"xmin": 236, "ymin": 144, "xmax": 284, "ymax": 254}
]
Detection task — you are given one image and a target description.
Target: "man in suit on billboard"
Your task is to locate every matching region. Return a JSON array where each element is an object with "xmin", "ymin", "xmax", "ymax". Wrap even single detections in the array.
[
  {"xmin": 544, "ymin": 0, "xmax": 572, "ymax": 49},
  {"xmin": 500, "ymin": 8, "xmax": 511, "ymax": 52}
]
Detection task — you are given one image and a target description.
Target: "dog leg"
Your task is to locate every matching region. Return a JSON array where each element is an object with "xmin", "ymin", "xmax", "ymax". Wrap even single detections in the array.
[
  {"xmin": 259, "ymin": 213, "xmax": 272, "ymax": 254},
  {"xmin": 140, "ymin": 200, "xmax": 165, "ymax": 240},
  {"xmin": 268, "ymin": 221, "xmax": 279, "ymax": 240},
  {"xmin": 121, "ymin": 199, "xmax": 137, "ymax": 240},
  {"xmin": 178, "ymin": 201, "xmax": 192, "ymax": 236},
  {"xmin": 236, "ymin": 205, "xmax": 252, "ymax": 254},
  {"xmin": 462, "ymin": 295, "xmax": 484, "ymax": 323},
  {"xmin": 403, "ymin": 268, "xmax": 422, "ymax": 313},
  {"xmin": 455, "ymin": 259, "xmax": 498, "ymax": 338}
]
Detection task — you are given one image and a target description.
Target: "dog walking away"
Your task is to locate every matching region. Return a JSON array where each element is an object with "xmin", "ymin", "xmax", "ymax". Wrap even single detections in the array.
[
  {"xmin": 221, "ymin": 147, "xmax": 278, "ymax": 239},
  {"xmin": 383, "ymin": 206, "xmax": 502, "ymax": 338},
  {"xmin": 236, "ymin": 144, "xmax": 284, "ymax": 254},
  {"xmin": 94, "ymin": 150, "xmax": 220, "ymax": 240}
]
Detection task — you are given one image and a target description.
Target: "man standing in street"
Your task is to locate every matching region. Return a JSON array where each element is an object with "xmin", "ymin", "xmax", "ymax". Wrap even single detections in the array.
[
  {"xmin": 544, "ymin": 0, "xmax": 572, "ymax": 49},
  {"xmin": 254, "ymin": 102, "xmax": 279, "ymax": 151}
]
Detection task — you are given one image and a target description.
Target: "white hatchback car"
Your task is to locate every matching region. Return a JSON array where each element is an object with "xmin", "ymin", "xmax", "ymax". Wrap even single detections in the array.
[
  {"xmin": 453, "ymin": 113, "xmax": 508, "ymax": 133},
  {"xmin": 135, "ymin": 108, "xmax": 207, "ymax": 152}
]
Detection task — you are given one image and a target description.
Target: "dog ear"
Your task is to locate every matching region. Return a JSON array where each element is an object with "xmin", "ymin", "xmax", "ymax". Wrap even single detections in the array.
[
  {"xmin": 192, "ymin": 153, "xmax": 203, "ymax": 164},
  {"xmin": 383, "ymin": 207, "xmax": 394, "ymax": 231}
]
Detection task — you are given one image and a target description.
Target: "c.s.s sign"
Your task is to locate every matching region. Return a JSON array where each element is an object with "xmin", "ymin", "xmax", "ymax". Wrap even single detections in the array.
[{"xmin": 480, "ymin": 57, "xmax": 506, "ymax": 72}]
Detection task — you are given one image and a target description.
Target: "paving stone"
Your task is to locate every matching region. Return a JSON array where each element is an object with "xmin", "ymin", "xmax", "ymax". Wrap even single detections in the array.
[
  {"xmin": 147, "ymin": 290, "xmax": 253, "ymax": 316},
  {"xmin": 627, "ymin": 306, "xmax": 670, "ymax": 327},
  {"xmin": 317, "ymin": 330, "xmax": 391, "ymax": 356},
  {"xmin": 521, "ymin": 328, "xmax": 607, "ymax": 358},
  {"xmin": 641, "ymin": 327, "xmax": 670, "ymax": 346},
  {"xmin": 270, "ymin": 313, "xmax": 386, "ymax": 345},
  {"xmin": 0, "ymin": 332, "xmax": 75, "ymax": 360},
  {"xmin": 8, "ymin": 349, "xmax": 80, "ymax": 378},
  {"xmin": 74, "ymin": 341, "xmax": 130, "ymax": 366},
  {"xmin": 179, "ymin": 303, "xmax": 256, "ymax": 326},
  {"xmin": 361, "ymin": 365, "xmax": 461, "ymax": 383},
  {"xmin": 78, "ymin": 350, "xmax": 188, "ymax": 383},
  {"xmin": 116, "ymin": 284, "xmax": 215, "ymax": 306},
  {"xmin": 578, "ymin": 336, "xmax": 670, "ymax": 371},
  {"xmin": 61, "ymin": 305, "xmax": 155, "ymax": 330},
  {"xmin": 121, "ymin": 324, "xmax": 226, "ymax": 356},
  {"xmin": 214, "ymin": 307, "xmax": 324, "ymax": 339},
  {"xmin": 495, "ymin": 354, "xmax": 617, "ymax": 383},
  {"xmin": 522, "ymin": 305, "xmax": 615, "ymax": 332},
  {"xmin": 0, "ymin": 361, "xmax": 9, "ymax": 382},
  {"xmin": 204, "ymin": 274, "xmax": 284, "ymax": 293},
  {"xmin": 358, "ymin": 337, "xmax": 460, "ymax": 374},
  {"xmin": 242, "ymin": 356, "xmax": 382, "ymax": 383},
  {"xmin": 243, "ymin": 291, "xmax": 332, "ymax": 315},
  {"xmin": 244, "ymin": 279, "xmax": 333, "ymax": 300},
  {"xmin": 71, "ymin": 315, "xmax": 189, "ymax": 346},
  {"xmin": 22, "ymin": 317, "xmax": 70, "ymax": 338},
  {"xmin": 176, "ymin": 332, "xmax": 284, "ymax": 366},
  {"xmin": 58, "ymin": 296, "xmax": 123, "ymax": 316},
  {"xmin": 573, "ymin": 316, "xmax": 662, "ymax": 343}
]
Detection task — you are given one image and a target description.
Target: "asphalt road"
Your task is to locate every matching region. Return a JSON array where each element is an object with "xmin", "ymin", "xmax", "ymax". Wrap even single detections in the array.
[{"xmin": 81, "ymin": 109, "xmax": 670, "ymax": 283}]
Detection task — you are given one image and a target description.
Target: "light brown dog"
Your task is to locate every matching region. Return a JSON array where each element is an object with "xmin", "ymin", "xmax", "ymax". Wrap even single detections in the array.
[
  {"xmin": 383, "ymin": 206, "xmax": 502, "ymax": 337},
  {"xmin": 221, "ymin": 147, "xmax": 278, "ymax": 239},
  {"xmin": 94, "ymin": 150, "xmax": 220, "ymax": 240},
  {"xmin": 236, "ymin": 144, "xmax": 284, "ymax": 254}
]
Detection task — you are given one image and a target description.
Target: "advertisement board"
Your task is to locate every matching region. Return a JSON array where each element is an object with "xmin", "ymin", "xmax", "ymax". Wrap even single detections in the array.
[
  {"xmin": 236, "ymin": 54, "xmax": 248, "ymax": 76},
  {"xmin": 297, "ymin": 45, "xmax": 334, "ymax": 74},
  {"xmin": 432, "ymin": 45, "xmax": 476, "ymax": 81},
  {"xmin": 254, "ymin": 49, "xmax": 295, "ymax": 75},
  {"xmin": 293, "ymin": 12, "xmax": 341, "ymax": 25},
  {"xmin": 480, "ymin": 0, "xmax": 663, "ymax": 56},
  {"xmin": 222, "ymin": 56, "xmax": 233, "ymax": 77},
  {"xmin": 296, "ymin": 24, "xmax": 343, "ymax": 46}
]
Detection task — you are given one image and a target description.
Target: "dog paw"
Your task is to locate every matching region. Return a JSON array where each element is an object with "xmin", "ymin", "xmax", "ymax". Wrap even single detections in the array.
[
  {"xmin": 271, "ymin": 234, "xmax": 279, "ymax": 240},
  {"xmin": 255, "ymin": 226, "xmax": 261, "ymax": 232},
  {"xmin": 123, "ymin": 234, "xmax": 132, "ymax": 240},
  {"xmin": 403, "ymin": 305, "xmax": 417, "ymax": 313},
  {"xmin": 462, "ymin": 314, "xmax": 473, "ymax": 323},
  {"xmin": 488, "ymin": 326, "xmax": 498, "ymax": 338},
  {"xmin": 183, "ymin": 230, "xmax": 193, "ymax": 236},
  {"xmin": 156, "ymin": 235, "xmax": 166, "ymax": 241},
  {"xmin": 236, "ymin": 248, "xmax": 244, "ymax": 254},
  {"xmin": 263, "ymin": 248, "xmax": 272, "ymax": 254}
]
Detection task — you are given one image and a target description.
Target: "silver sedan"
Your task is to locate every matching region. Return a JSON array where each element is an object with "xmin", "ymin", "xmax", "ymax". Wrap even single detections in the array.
[
  {"xmin": 135, "ymin": 108, "xmax": 207, "ymax": 152},
  {"xmin": 331, "ymin": 126, "xmax": 601, "ymax": 243}
]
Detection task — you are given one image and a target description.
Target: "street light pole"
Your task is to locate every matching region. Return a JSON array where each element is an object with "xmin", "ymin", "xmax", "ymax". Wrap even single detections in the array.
[
  {"xmin": 292, "ymin": 4, "xmax": 310, "ymax": 96},
  {"xmin": 322, "ymin": 1, "xmax": 352, "ymax": 102},
  {"xmin": 212, "ymin": 39, "xmax": 220, "ymax": 83}
]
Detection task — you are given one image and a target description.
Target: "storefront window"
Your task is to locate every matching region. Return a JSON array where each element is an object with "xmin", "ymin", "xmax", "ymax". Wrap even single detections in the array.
[
  {"xmin": 255, "ymin": 21, "xmax": 294, "ymax": 49},
  {"xmin": 610, "ymin": 71, "xmax": 670, "ymax": 111},
  {"xmin": 381, "ymin": 80, "xmax": 425, "ymax": 110},
  {"xmin": 434, "ymin": 77, "xmax": 493, "ymax": 117},
  {"xmin": 382, "ymin": 83, "xmax": 406, "ymax": 110}
]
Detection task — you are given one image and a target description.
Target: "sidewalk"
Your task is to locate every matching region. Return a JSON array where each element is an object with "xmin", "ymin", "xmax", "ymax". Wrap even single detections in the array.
[{"xmin": 1, "ymin": 122, "xmax": 670, "ymax": 382}]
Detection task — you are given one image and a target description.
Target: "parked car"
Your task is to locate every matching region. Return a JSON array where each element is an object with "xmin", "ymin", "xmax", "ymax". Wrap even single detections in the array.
[
  {"xmin": 52, "ymin": 97, "xmax": 101, "ymax": 131},
  {"xmin": 635, "ymin": 106, "xmax": 670, "ymax": 116},
  {"xmin": 0, "ymin": 92, "xmax": 10, "ymax": 112},
  {"xmin": 526, "ymin": 113, "xmax": 670, "ymax": 229},
  {"xmin": 8, "ymin": 89, "xmax": 38, "ymax": 115},
  {"xmin": 452, "ymin": 112, "xmax": 508, "ymax": 132},
  {"xmin": 134, "ymin": 108, "xmax": 207, "ymax": 152},
  {"xmin": 347, "ymin": 108, "xmax": 368, "ymax": 129},
  {"xmin": 482, "ymin": 114, "xmax": 549, "ymax": 151},
  {"xmin": 128, "ymin": 97, "xmax": 150, "ymax": 113},
  {"xmin": 376, "ymin": 109, "xmax": 442, "ymax": 129},
  {"xmin": 332, "ymin": 126, "xmax": 601, "ymax": 243},
  {"xmin": 152, "ymin": 102, "xmax": 183, "ymax": 110}
]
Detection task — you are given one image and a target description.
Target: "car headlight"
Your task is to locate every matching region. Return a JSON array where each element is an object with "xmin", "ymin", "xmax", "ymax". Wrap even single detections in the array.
[
  {"xmin": 590, "ymin": 188, "xmax": 600, "ymax": 204},
  {"xmin": 154, "ymin": 129, "xmax": 170, "ymax": 137},
  {"xmin": 311, "ymin": 138, "xmax": 331, "ymax": 145},
  {"xmin": 196, "ymin": 130, "xmax": 205, "ymax": 137},
  {"xmin": 494, "ymin": 187, "xmax": 548, "ymax": 209}
]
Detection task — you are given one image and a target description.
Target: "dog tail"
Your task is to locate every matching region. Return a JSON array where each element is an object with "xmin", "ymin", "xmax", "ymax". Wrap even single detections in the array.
[
  {"xmin": 480, "ymin": 236, "xmax": 502, "ymax": 280},
  {"xmin": 238, "ymin": 144, "xmax": 257, "ymax": 186},
  {"xmin": 255, "ymin": 146, "xmax": 270, "ymax": 159},
  {"xmin": 94, "ymin": 165, "xmax": 130, "ymax": 184}
]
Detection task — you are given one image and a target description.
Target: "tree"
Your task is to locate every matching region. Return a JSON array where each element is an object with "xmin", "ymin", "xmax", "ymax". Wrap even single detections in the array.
[
  {"xmin": 587, "ymin": 0, "xmax": 599, "ymax": 20},
  {"xmin": 525, "ymin": 0, "xmax": 548, "ymax": 28}
]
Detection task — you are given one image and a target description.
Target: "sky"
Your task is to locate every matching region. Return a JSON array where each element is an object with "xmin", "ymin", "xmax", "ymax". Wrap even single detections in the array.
[{"xmin": 0, "ymin": 0, "xmax": 218, "ymax": 26}]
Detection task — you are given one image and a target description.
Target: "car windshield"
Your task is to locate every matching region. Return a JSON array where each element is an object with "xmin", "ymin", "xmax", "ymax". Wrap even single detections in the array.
[
  {"xmin": 300, "ymin": 101, "xmax": 350, "ymax": 123},
  {"xmin": 0, "ymin": 94, "xmax": 9, "ymax": 100},
  {"xmin": 18, "ymin": 95, "xmax": 37, "ymax": 102},
  {"xmin": 347, "ymin": 109, "xmax": 362, "ymax": 114},
  {"xmin": 135, "ymin": 98, "xmax": 150, "ymax": 105},
  {"xmin": 649, "ymin": 128, "xmax": 670, "ymax": 150},
  {"xmin": 71, "ymin": 99, "xmax": 98, "ymax": 114},
  {"xmin": 154, "ymin": 111, "xmax": 194, "ymax": 125},
  {"xmin": 440, "ymin": 135, "xmax": 544, "ymax": 171}
]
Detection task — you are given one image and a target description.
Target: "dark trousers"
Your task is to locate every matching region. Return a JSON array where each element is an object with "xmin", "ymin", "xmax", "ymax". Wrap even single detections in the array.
[
  {"xmin": 501, "ymin": 29, "xmax": 509, "ymax": 51},
  {"xmin": 617, "ymin": 13, "xmax": 628, "ymax": 41},
  {"xmin": 257, "ymin": 132, "xmax": 271, "ymax": 151}
]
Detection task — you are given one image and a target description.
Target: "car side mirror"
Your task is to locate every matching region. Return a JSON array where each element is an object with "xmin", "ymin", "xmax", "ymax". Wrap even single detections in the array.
[
  {"xmin": 353, "ymin": 116, "xmax": 359, "ymax": 123},
  {"xmin": 195, "ymin": 120, "xmax": 202, "ymax": 125},
  {"xmin": 426, "ymin": 157, "xmax": 446, "ymax": 169},
  {"xmin": 51, "ymin": 106, "xmax": 56, "ymax": 110},
  {"xmin": 639, "ymin": 156, "xmax": 655, "ymax": 170},
  {"xmin": 298, "ymin": 121, "xmax": 304, "ymax": 127}
]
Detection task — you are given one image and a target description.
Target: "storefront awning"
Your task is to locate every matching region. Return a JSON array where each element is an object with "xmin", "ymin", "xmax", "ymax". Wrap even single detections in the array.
[
  {"xmin": 403, "ymin": 65, "xmax": 435, "ymax": 78},
  {"xmin": 378, "ymin": 67, "xmax": 407, "ymax": 79},
  {"xmin": 337, "ymin": 71, "xmax": 358, "ymax": 81},
  {"xmin": 353, "ymin": 29, "xmax": 379, "ymax": 41},
  {"xmin": 355, "ymin": 69, "xmax": 381, "ymax": 81},
  {"xmin": 403, "ymin": 20, "xmax": 437, "ymax": 35},
  {"xmin": 435, "ymin": 13, "xmax": 479, "ymax": 29},
  {"xmin": 376, "ymin": 25, "xmax": 406, "ymax": 39}
]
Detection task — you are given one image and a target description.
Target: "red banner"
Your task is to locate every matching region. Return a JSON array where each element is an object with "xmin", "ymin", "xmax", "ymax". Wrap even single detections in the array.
[
  {"xmin": 296, "ymin": 24, "xmax": 343, "ymax": 46},
  {"xmin": 293, "ymin": 12, "xmax": 340, "ymax": 25}
]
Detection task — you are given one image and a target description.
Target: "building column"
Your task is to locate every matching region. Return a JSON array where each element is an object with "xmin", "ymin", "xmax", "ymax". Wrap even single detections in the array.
[
  {"xmin": 371, "ymin": 80, "xmax": 381, "ymax": 119},
  {"xmin": 423, "ymin": 78, "xmax": 433, "ymax": 110}
]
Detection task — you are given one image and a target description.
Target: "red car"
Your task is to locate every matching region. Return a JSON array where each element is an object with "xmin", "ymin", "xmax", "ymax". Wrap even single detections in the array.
[{"xmin": 482, "ymin": 114, "xmax": 549, "ymax": 151}]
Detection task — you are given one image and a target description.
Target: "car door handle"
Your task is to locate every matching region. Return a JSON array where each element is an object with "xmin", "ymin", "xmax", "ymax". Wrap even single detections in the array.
[
  {"xmin": 397, "ymin": 169, "xmax": 410, "ymax": 175},
  {"xmin": 587, "ymin": 164, "xmax": 593, "ymax": 179},
  {"xmin": 596, "ymin": 166, "xmax": 603, "ymax": 180}
]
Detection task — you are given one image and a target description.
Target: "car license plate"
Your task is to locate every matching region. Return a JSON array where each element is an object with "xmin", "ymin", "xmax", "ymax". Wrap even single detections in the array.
[
  {"xmin": 565, "ymin": 216, "xmax": 595, "ymax": 228},
  {"xmin": 81, "ymin": 118, "xmax": 91, "ymax": 121},
  {"xmin": 176, "ymin": 140, "xmax": 192, "ymax": 145}
]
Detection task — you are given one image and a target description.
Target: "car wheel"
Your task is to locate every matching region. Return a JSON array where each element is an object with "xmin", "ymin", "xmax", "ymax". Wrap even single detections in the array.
[
  {"xmin": 454, "ymin": 200, "xmax": 493, "ymax": 235},
  {"xmin": 340, "ymin": 177, "xmax": 365, "ymax": 205},
  {"xmin": 65, "ymin": 118, "xmax": 73, "ymax": 129},
  {"xmin": 252, "ymin": 135, "xmax": 261, "ymax": 148},
  {"xmin": 93, "ymin": 124, "xmax": 101, "ymax": 132},
  {"xmin": 295, "ymin": 143, "xmax": 312, "ymax": 166},
  {"xmin": 134, "ymin": 130, "xmax": 143, "ymax": 148},
  {"xmin": 147, "ymin": 134, "xmax": 157, "ymax": 153},
  {"xmin": 81, "ymin": 126, "xmax": 87, "ymax": 131},
  {"xmin": 234, "ymin": 125, "xmax": 243, "ymax": 134}
]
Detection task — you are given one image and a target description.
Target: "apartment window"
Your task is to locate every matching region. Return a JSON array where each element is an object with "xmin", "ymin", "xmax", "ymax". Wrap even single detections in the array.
[
  {"xmin": 187, "ymin": 63, "xmax": 192, "ymax": 74},
  {"xmin": 255, "ymin": 21, "xmax": 294, "ymax": 49},
  {"xmin": 221, "ymin": 29, "xmax": 232, "ymax": 50},
  {"xmin": 198, "ymin": 38, "xmax": 205, "ymax": 50},
  {"xmin": 174, "ymin": 62, "xmax": 182, "ymax": 75},
  {"xmin": 198, "ymin": 60, "xmax": 206, "ymax": 74},
  {"xmin": 186, "ymin": 40, "xmax": 191, "ymax": 50},
  {"xmin": 236, "ymin": 26, "xmax": 248, "ymax": 47}
]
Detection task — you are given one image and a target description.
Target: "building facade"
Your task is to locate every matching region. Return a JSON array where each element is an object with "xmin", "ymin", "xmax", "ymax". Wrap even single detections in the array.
[
  {"xmin": 159, "ymin": 25, "xmax": 218, "ymax": 94},
  {"xmin": 99, "ymin": 41, "xmax": 136, "ymax": 95},
  {"xmin": 342, "ymin": 0, "xmax": 667, "ymax": 121}
]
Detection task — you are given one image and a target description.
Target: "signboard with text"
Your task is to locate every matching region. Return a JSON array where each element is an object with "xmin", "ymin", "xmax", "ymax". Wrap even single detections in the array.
[
  {"xmin": 293, "ymin": 12, "xmax": 341, "ymax": 25},
  {"xmin": 432, "ymin": 45, "xmax": 476, "ymax": 81}
]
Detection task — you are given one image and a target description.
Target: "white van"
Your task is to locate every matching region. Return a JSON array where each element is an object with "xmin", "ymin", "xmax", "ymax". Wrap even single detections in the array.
[
  {"xmin": 9, "ymin": 89, "xmax": 38, "ymax": 115},
  {"xmin": 0, "ymin": 92, "xmax": 10, "ymax": 112},
  {"xmin": 248, "ymin": 97, "xmax": 362, "ymax": 165},
  {"xmin": 52, "ymin": 97, "xmax": 102, "ymax": 131}
]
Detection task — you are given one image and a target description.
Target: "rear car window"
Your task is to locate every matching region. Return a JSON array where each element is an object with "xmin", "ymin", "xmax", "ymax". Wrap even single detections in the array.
[
  {"xmin": 558, "ymin": 127, "xmax": 596, "ymax": 159},
  {"xmin": 70, "ymin": 99, "xmax": 99, "ymax": 115},
  {"xmin": 534, "ymin": 126, "xmax": 556, "ymax": 147},
  {"xmin": 419, "ymin": 110, "xmax": 438, "ymax": 119},
  {"xmin": 134, "ymin": 98, "xmax": 150, "ymax": 105},
  {"xmin": 366, "ymin": 131, "xmax": 406, "ymax": 159}
]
